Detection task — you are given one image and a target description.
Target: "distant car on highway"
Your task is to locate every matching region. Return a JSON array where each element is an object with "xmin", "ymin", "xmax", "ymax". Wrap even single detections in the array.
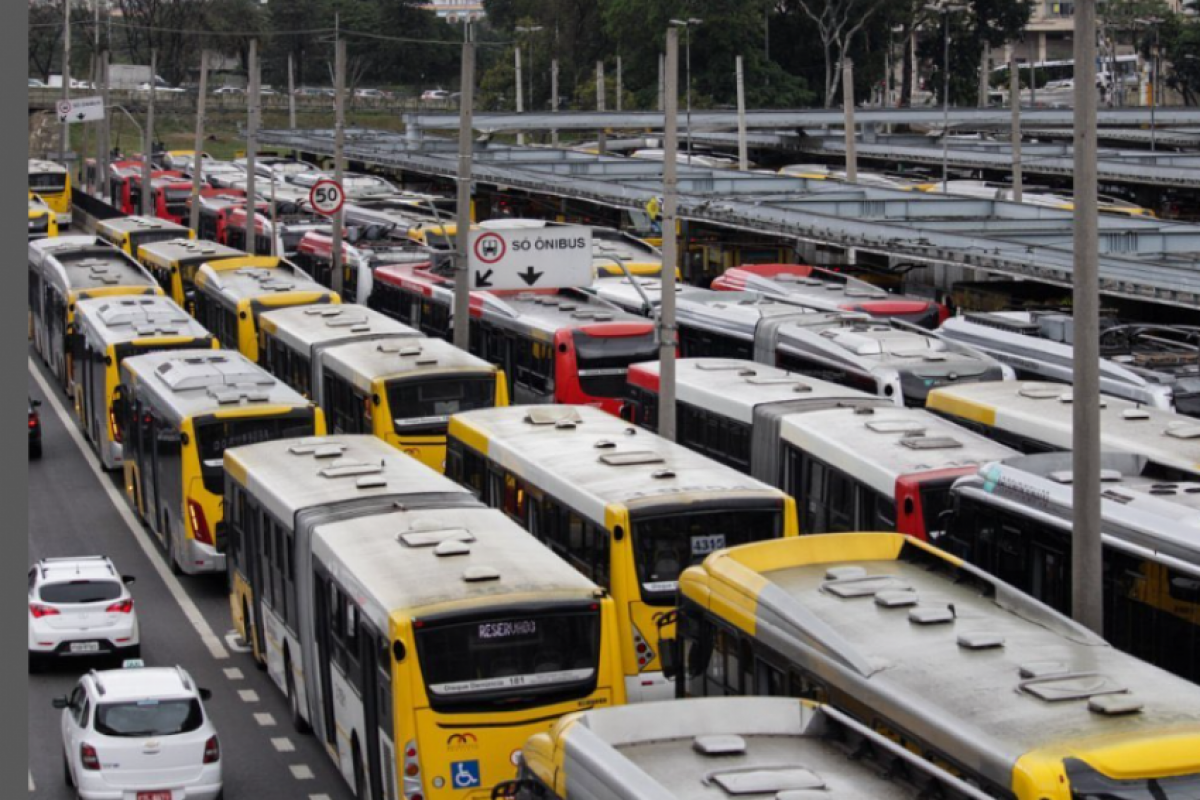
[
  {"xmin": 420, "ymin": 88, "xmax": 449, "ymax": 101},
  {"xmin": 355, "ymin": 87, "xmax": 388, "ymax": 100},
  {"xmin": 29, "ymin": 77, "xmax": 47, "ymax": 88},
  {"xmin": 28, "ymin": 556, "xmax": 138, "ymax": 670},
  {"xmin": 212, "ymin": 85, "xmax": 244, "ymax": 95},
  {"xmin": 55, "ymin": 662, "xmax": 222, "ymax": 800},
  {"xmin": 28, "ymin": 398, "xmax": 41, "ymax": 458}
]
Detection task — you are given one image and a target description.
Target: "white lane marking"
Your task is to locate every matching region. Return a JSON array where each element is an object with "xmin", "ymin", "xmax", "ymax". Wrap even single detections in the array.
[
  {"xmin": 309, "ymin": 795, "xmax": 333, "ymax": 800},
  {"xmin": 290, "ymin": 765, "xmax": 315, "ymax": 780},
  {"xmin": 224, "ymin": 667, "xmax": 244, "ymax": 680},
  {"xmin": 28, "ymin": 770, "xmax": 34, "ymax": 792},
  {"xmin": 29, "ymin": 359, "xmax": 230, "ymax": 661},
  {"xmin": 225, "ymin": 630, "xmax": 253, "ymax": 653},
  {"xmin": 272, "ymin": 737, "xmax": 296, "ymax": 753},
  {"xmin": 238, "ymin": 689, "xmax": 260, "ymax": 703},
  {"xmin": 254, "ymin": 712, "xmax": 277, "ymax": 726}
]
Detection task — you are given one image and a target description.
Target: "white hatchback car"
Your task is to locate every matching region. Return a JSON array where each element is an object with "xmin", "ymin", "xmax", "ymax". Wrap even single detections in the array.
[
  {"xmin": 29, "ymin": 556, "xmax": 139, "ymax": 671},
  {"xmin": 56, "ymin": 664, "xmax": 222, "ymax": 800}
]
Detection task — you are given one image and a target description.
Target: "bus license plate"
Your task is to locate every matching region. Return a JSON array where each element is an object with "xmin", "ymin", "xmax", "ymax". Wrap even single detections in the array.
[
  {"xmin": 137, "ymin": 792, "xmax": 172, "ymax": 800},
  {"xmin": 691, "ymin": 535, "xmax": 726, "ymax": 555},
  {"xmin": 70, "ymin": 642, "xmax": 100, "ymax": 653}
]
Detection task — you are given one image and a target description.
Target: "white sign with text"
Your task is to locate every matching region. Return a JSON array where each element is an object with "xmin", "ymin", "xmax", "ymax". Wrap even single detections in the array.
[{"xmin": 468, "ymin": 225, "xmax": 593, "ymax": 290}]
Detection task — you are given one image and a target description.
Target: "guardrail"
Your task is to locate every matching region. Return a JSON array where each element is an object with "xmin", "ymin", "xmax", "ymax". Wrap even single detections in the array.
[{"xmin": 29, "ymin": 88, "xmax": 457, "ymax": 115}]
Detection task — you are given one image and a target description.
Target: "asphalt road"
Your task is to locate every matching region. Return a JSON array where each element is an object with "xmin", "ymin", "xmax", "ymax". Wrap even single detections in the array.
[{"xmin": 27, "ymin": 352, "xmax": 354, "ymax": 800}]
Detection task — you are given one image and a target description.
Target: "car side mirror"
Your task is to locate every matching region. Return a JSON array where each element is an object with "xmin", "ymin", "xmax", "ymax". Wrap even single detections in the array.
[
  {"xmin": 52, "ymin": 696, "xmax": 69, "ymax": 709},
  {"xmin": 198, "ymin": 688, "xmax": 212, "ymax": 701},
  {"xmin": 122, "ymin": 575, "xmax": 136, "ymax": 585}
]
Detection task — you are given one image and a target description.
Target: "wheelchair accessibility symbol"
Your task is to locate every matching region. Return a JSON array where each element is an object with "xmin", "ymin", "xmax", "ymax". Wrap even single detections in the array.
[{"xmin": 451, "ymin": 760, "xmax": 481, "ymax": 789}]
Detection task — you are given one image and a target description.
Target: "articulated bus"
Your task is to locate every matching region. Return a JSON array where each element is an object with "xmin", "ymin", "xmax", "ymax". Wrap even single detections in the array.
[
  {"xmin": 626, "ymin": 358, "xmax": 1017, "ymax": 539},
  {"xmin": 712, "ymin": 264, "xmax": 947, "ymax": 328},
  {"xmin": 28, "ymin": 236, "xmax": 162, "ymax": 392},
  {"xmin": 293, "ymin": 229, "xmax": 432, "ymax": 306},
  {"xmin": 669, "ymin": 532, "xmax": 1200, "ymax": 800},
  {"xmin": 447, "ymin": 405, "xmax": 798, "ymax": 702},
  {"xmin": 28, "ymin": 192, "xmax": 58, "ymax": 240},
  {"xmin": 926, "ymin": 380, "xmax": 1200, "ymax": 478},
  {"xmin": 192, "ymin": 256, "xmax": 340, "ymax": 365},
  {"xmin": 136, "ymin": 238, "xmax": 246, "ymax": 312},
  {"xmin": 73, "ymin": 295, "xmax": 216, "ymax": 470},
  {"xmin": 28, "ymin": 159, "xmax": 71, "ymax": 225},
  {"xmin": 945, "ymin": 451, "xmax": 1200, "ymax": 684},
  {"xmin": 499, "ymin": 697, "xmax": 991, "ymax": 800},
  {"xmin": 372, "ymin": 263, "xmax": 657, "ymax": 415},
  {"xmin": 223, "ymin": 435, "xmax": 626, "ymax": 800},
  {"xmin": 95, "ymin": 215, "xmax": 194, "ymax": 256},
  {"xmin": 115, "ymin": 349, "xmax": 323, "ymax": 574}
]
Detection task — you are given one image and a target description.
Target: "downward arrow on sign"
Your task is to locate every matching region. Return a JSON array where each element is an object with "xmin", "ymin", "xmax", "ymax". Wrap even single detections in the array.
[
  {"xmin": 518, "ymin": 266, "xmax": 544, "ymax": 286},
  {"xmin": 475, "ymin": 269, "xmax": 494, "ymax": 288}
]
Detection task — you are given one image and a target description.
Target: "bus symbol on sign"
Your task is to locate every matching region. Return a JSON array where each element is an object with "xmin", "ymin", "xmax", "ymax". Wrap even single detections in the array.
[{"xmin": 474, "ymin": 233, "xmax": 506, "ymax": 264}]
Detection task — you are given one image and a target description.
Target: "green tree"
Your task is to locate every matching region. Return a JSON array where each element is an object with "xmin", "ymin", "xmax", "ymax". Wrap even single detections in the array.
[{"xmin": 921, "ymin": 0, "xmax": 1031, "ymax": 106}]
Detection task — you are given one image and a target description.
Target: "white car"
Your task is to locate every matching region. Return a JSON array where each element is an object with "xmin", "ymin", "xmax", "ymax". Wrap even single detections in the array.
[
  {"xmin": 29, "ymin": 556, "xmax": 139, "ymax": 671},
  {"xmin": 56, "ymin": 663, "xmax": 222, "ymax": 800},
  {"xmin": 421, "ymin": 88, "xmax": 449, "ymax": 101}
]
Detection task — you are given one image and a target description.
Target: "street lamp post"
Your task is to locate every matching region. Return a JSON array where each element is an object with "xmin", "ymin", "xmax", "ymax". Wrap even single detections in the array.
[
  {"xmin": 1136, "ymin": 17, "xmax": 1163, "ymax": 151},
  {"xmin": 927, "ymin": 3, "xmax": 966, "ymax": 188},
  {"xmin": 515, "ymin": 25, "xmax": 543, "ymax": 112},
  {"xmin": 669, "ymin": 18, "xmax": 702, "ymax": 164}
]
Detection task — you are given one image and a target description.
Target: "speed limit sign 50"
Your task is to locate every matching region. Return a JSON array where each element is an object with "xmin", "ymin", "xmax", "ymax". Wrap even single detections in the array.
[{"xmin": 309, "ymin": 179, "xmax": 345, "ymax": 216}]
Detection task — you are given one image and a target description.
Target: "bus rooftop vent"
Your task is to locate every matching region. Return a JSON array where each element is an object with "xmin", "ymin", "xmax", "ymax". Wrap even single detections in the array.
[
  {"xmin": 433, "ymin": 540, "xmax": 471, "ymax": 557},
  {"xmin": 398, "ymin": 528, "xmax": 475, "ymax": 548},
  {"xmin": 866, "ymin": 420, "xmax": 925, "ymax": 435},
  {"xmin": 825, "ymin": 566, "xmax": 867, "ymax": 581},
  {"xmin": 319, "ymin": 460, "xmax": 385, "ymax": 478},
  {"xmin": 356, "ymin": 476, "xmax": 387, "ymax": 489},
  {"xmin": 526, "ymin": 407, "xmax": 582, "ymax": 426},
  {"xmin": 326, "ymin": 314, "xmax": 369, "ymax": 329},
  {"xmin": 1165, "ymin": 422, "xmax": 1200, "ymax": 440},
  {"xmin": 313, "ymin": 444, "xmax": 346, "ymax": 459},
  {"xmin": 1017, "ymin": 384, "xmax": 1063, "ymax": 400},
  {"xmin": 1019, "ymin": 672, "xmax": 1126, "ymax": 703},
  {"xmin": 898, "ymin": 436, "xmax": 962, "ymax": 451},
  {"xmin": 707, "ymin": 767, "xmax": 826, "ymax": 795},
  {"xmin": 651, "ymin": 469, "xmax": 676, "ymax": 480},
  {"xmin": 599, "ymin": 451, "xmax": 666, "ymax": 467},
  {"xmin": 874, "ymin": 590, "xmax": 919, "ymax": 608},
  {"xmin": 1122, "ymin": 408, "xmax": 1151, "ymax": 421},
  {"xmin": 692, "ymin": 735, "xmax": 746, "ymax": 756},
  {"xmin": 1047, "ymin": 468, "xmax": 1124, "ymax": 484},
  {"xmin": 286, "ymin": 437, "xmax": 328, "ymax": 454},
  {"xmin": 1088, "ymin": 694, "xmax": 1144, "ymax": 716},
  {"xmin": 823, "ymin": 575, "xmax": 911, "ymax": 598},
  {"xmin": 463, "ymin": 566, "xmax": 500, "ymax": 583},
  {"xmin": 908, "ymin": 606, "xmax": 955, "ymax": 625},
  {"xmin": 306, "ymin": 306, "xmax": 344, "ymax": 317},
  {"xmin": 957, "ymin": 632, "xmax": 1005, "ymax": 650},
  {"xmin": 1019, "ymin": 661, "xmax": 1070, "ymax": 679}
]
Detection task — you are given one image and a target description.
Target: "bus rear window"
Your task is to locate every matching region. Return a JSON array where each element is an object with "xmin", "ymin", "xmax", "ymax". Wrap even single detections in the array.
[
  {"xmin": 194, "ymin": 411, "xmax": 315, "ymax": 494},
  {"xmin": 632, "ymin": 506, "xmax": 782, "ymax": 605},
  {"xmin": 572, "ymin": 329, "xmax": 658, "ymax": 398},
  {"xmin": 416, "ymin": 606, "xmax": 600, "ymax": 712},
  {"xmin": 919, "ymin": 477, "xmax": 958, "ymax": 539},
  {"xmin": 387, "ymin": 374, "xmax": 495, "ymax": 435}
]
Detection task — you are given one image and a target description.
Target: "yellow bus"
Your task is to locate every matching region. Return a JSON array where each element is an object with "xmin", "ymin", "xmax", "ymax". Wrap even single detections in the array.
[
  {"xmin": 95, "ymin": 215, "xmax": 195, "ymax": 256},
  {"xmin": 73, "ymin": 295, "xmax": 217, "ymax": 470},
  {"xmin": 223, "ymin": 434, "xmax": 627, "ymax": 800},
  {"xmin": 447, "ymin": 405, "xmax": 798, "ymax": 703},
  {"xmin": 259, "ymin": 304, "xmax": 507, "ymax": 471},
  {"xmin": 136, "ymin": 238, "xmax": 245, "ymax": 312},
  {"xmin": 115, "ymin": 349, "xmax": 324, "ymax": 574},
  {"xmin": 500, "ymin": 697, "xmax": 991, "ymax": 800},
  {"xmin": 28, "ymin": 236, "xmax": 162, "ymax": 393},
  {"xmin": 192, "ymin": 255, "xmax": 340, "ymax": 365},
  {"xmin": 28, "ymin": 159, "xmax": 71, "ymax": 226},
  {"xmin": 670, "ymin": 531, "xmax": 1200, "ymax": 800},
  {"xmin": 28, "ymin": 192, "xmax": 59, "ymax": 240}
]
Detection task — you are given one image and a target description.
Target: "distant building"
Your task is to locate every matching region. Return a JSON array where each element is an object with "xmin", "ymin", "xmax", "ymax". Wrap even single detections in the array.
[{"xmin": 419, "ymin": 0, "xmax": 485, "ymax": 24}]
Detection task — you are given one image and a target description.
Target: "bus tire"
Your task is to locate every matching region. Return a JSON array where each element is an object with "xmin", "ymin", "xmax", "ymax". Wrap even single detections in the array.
[
  {"xmin": 165, "ymin": 527, "xmax": 181, "ymax": 576},
  {"xmin": 244, "ymin": 599, "xmax": 265, "ymax": 671},
  {"xmin": 352, "ymin": 736, "xmax": 365, "ymax": 800},
  {"xmin": 285, "ymin": 651, "xmax": 311, "ymax": 734}
]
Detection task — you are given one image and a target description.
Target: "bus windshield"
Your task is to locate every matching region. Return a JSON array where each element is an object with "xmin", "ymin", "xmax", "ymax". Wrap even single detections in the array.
[
  {"xmin": 632, "ymin": 506, "xmax": 782, "ymax": 605},
  {"xmin": 416, "ymin": 605, "xmax": 601, "ymax": 711},
  {"xmin": 194, "ymin": 411, "xmax": 315, "ymax": 494},
  {"xmin": 387, "ymin": 374, "xmax": 495, "ymax": 435},
  {"xmin": 1067, "ymin": 758, "xmax": 1200, "ymax": 799},
  {"xmin": 572, "ymin": 329, "xmax": 657, "ymax": 398}
]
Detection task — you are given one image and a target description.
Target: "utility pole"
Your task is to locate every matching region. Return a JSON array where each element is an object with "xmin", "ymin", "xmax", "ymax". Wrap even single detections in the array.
[
  {"xmin": 616, "ymin": 55, "xmax": 623, "ymax": 112},
  {"xmin": 736, "ymin": 55, "xmax": 748, "ymax": 171},
  {"xmin": 60, "ymin": 0, "xmax": 71, "ymax": 163},
  {"xmin": 941, "ymin": 9, "xmax": 951, "ymax": 187},
  {"xmin": 99, "ymin": 50, "xmax": 109, "ymax": 201},
  {"xmin": 245, "ymin": 39, "xmax": 258, "ymax": 256},
  {"xmin": 596, "ymin": 61, "xmax": 606, "ymax": 155},
  {"xmin": 550, "ymin": 58, "xmax": 559, "ymax": 147},
  {"xmin": 141, "ymin": 50, "xmax": 157, "ymax": 216},
  {"xmin": 287, "ymin": 53, "xmax": 297, "ymax": 129},
  {"xmin": 978, "ymin": 46, "xmax": 989, "ymax": 108},
  {"xmin": 453, "ymin": 23, "xmax": 475, "ymax": 352},
  {"xmin": 658, "ymin": 53, "xmax": 665, "ymax": 112},
  {"xmin": 332, "ymin": 36, "xmax": 346, "ymax": 296},
  {"xmin": 1072, "ymin": 0, "xmax": 1103, "ymax": 635},
  {"xmin": 843, "ymin": 59, "xmax": 857, "ymax": 182},
  {"xmin": 1010, "ymin": 55, "xmax": 1022, "ymax": 203},
  {"xmin": 515, "ymin": 46, "xmax": 525, "ymax": 146},
  {"xmin": 659, "ymin": 27, "xmax": 680, "ymax": 442},
  {"xmin": 189, "ymin": 50, "xmax": 209, "ymax": 234}
]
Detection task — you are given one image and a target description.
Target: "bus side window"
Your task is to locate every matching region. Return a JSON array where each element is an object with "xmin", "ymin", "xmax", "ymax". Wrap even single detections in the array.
[{"xmin": 324, "ymin": 371, "xmax": 364, "ymax": 434}]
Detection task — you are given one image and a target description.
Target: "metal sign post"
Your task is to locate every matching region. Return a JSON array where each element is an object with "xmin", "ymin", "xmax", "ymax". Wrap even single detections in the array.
[
  {"xmin": 332, "ymin": 36, "xmax": 346, "ymax": 297},
  {"xmin": 659, "ymin": 27, "xmax": 680, "ymax": 442},
  {"xmin": 453, "ymin": 24, "xmax": 476, "ymax": 352},
  {"xmin": 141, "ymin": 49, "xmax": 157, "ymax": 216},
  {"xmin": 245, "ymin": 39, "xmax": 259, "ymax": 256},
  {"xmin": 467, "ymin": 226, "xmax": 593, "ymax": 290},
  {"xmin": 189, "ymin": 50, "xmax": 209, "ymax": 234}
]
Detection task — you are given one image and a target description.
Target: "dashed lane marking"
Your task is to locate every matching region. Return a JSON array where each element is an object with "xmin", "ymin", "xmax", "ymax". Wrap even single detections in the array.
[
  {"xmin": 238, "ymin": 689, "xmax": 260, "ymax": 703},
  {"xmin": 225, "ymin": 629, "xmax": 253, "ymax": 653},
  {"xmin": 254, "ymin": 712, "xmax": 277, "ymax": 727},
  {"xmin": 28, "ymin": 770, "xmax": 34, "ymax": 792},
  {"xmin": 290, "ymin": 765, "xmax": 315, "ymax": 780},
  {"xmin": 271, "ymin": 737, "xmax": 296, "ymax": 753},
  {"xmin": 309, "ymin": 795, "xmax": 333, "ymax": 800},
  {"xmin": 29, "ymin": 359, "xmax": 230, "ymax": 661},
  {"xmin": 224, "ymin": 667, "xmax": 244, "ymax": 680}
]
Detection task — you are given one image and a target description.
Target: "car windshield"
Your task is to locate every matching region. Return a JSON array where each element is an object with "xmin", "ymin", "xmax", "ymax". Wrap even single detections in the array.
[
  {"xmin": 40, "ymin": 580, "xmax": 121, "ymax": 604},
  {"xmin": 632, "ymin": 506, "xmax": 782, "ymax": 605},
  {"xmin": 94, "ymin": 699, "xmax": 204, "ymax": 737}
]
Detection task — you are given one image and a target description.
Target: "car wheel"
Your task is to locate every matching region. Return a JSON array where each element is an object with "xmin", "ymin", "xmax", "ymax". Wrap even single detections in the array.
[
  {"xmin": 28, "ymin": 652, "xmax": 42, "ymax": 674},
  {"xmin": 29, "ymin": 442, "xmax": 42, "ymax": 459},
  {"xmin": 63, "ymin": 749, "xmax": 74, "ymax": 787}
]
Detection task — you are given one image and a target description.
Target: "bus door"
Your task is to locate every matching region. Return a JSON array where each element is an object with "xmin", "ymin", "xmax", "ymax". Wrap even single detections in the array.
[{"xmin": 359, "ymin": 620, "xmax": 391, "ymax": 800}]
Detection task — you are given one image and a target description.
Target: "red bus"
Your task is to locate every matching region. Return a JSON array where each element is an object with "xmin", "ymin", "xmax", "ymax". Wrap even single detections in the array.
[
  {"xmin": 108, "ymin": 160, "xmax": 145, "ymax": 214},
  {"xmin": 624, "ymin": 357, "xmax": 1019, "ymax": 540},
  {"xmin": 370, "ymin": 260, "xmax": 657, "ymax": 414},
  {"xmin": 293, "ymin": 229, "xmax": 431, "ymax": 305},
  {"xmin": 189, "ymin": 188, "xmax": 267, "ymax": 245},
  {"xmin": 129, "ymin": 171, "xmax": 193, "ymax": 225},
  {"xmin": 712, "ymin": 264, "xmax": 948, "ymax": 328}
]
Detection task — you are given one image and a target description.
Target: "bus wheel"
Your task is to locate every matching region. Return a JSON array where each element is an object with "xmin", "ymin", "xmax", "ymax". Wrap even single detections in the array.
[
  {"xmin": 285, "ymin": 651, "xmax": 311, "ymax": 735},
  {"xmin": 244, "ymin": 599, "xmax": 265, "ymax": 671},
  {"xmin": 165, "ymin": 528, "xmax": 182, "ymax": 576},
  {"xmin": 352, "ymin": 736, "xmax": 365, "ymax": 800}
]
